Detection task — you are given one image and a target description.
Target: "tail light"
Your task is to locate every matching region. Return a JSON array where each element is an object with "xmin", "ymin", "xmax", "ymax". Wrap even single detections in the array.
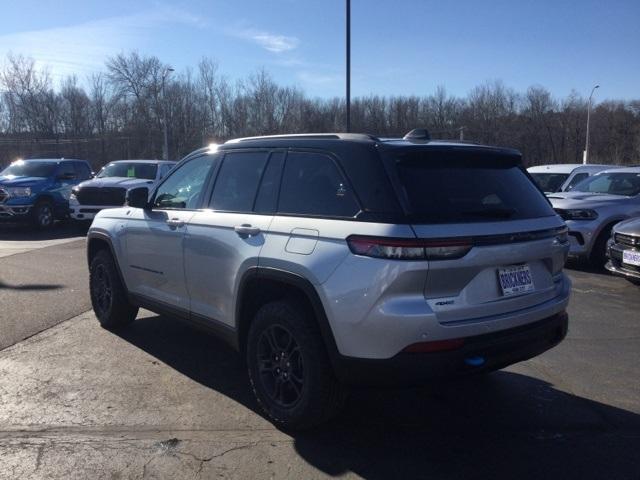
[{"xmin": 346, "ymin": 235, "xmax": 472, "ymax": 260}]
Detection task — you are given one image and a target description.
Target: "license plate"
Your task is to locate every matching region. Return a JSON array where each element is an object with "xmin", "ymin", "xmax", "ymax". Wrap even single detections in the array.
[
  {"xmin": 498, "ymin": 264, "xmax": 534, "ymax": 296},
  {"xmin": 622, "ymin": 249, "xmax": 640, "ymax": 266}
]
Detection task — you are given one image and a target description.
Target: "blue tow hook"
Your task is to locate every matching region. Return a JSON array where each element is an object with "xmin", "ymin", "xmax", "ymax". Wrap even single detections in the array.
[{"xmin": 464, "ymin": 355, "xmax": 485, "ymax": 367}]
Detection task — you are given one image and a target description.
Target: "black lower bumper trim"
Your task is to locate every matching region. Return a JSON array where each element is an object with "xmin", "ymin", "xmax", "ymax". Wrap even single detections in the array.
[{"xmin": 334, "ymin": 311, "xmax": 569, "ymax": 387}]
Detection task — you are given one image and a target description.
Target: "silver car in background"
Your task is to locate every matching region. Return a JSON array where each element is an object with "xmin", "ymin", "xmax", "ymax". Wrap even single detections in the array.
[
  {"xmin": 548, "ymin": 167, "xmax": 640, "ymax": 267},
  {"xmin": 606, "ymin": 217, "xmax": 640, "ymax": 284}
]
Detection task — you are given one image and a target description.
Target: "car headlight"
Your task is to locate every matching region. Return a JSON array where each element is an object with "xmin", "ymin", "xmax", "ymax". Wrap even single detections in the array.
[
  {"xmin": 6, "ymin": 186, "xmax": 32, "ymax": 198},
  {"xmin": 559, "ymin": 209, "xmax": 599, "ymax": 220}
]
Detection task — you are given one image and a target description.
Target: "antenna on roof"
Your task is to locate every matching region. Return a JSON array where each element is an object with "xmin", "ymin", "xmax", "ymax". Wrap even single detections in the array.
[{"xmin": 403, "ymin": 128, "xmax": 431, "ymax": 142}]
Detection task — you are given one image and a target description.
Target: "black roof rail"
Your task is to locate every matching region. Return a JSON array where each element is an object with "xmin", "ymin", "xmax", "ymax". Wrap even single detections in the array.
[{"xmin": 225, "ymin": 133, "xmax": 380, "ymax": 143}]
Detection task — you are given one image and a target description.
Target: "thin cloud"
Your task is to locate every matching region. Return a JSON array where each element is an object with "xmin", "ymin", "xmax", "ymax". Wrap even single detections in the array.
[
  {"xmin": 297, "ymin": 71, "xmax": 342, "ymax": 85},
  {"xmin": 231, "ymin": 28, "xmax": 299, "ymax": 53},
  {"xmin": 0, "ymin": 6, "xmax": 207, "ymax": 79}
]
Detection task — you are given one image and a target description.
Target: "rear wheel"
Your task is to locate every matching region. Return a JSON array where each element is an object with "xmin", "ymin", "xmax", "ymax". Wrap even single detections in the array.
[
  {"xmin": 31, "ymin": 199, "xmax": 54, "ymax": 230},
  {"xmin": 89, "ymin": 249, "xmax": 138, "ymax": 329},
  {"xmin": 247, "ymin": 300, "xmax": 346, "ymax": 430}
]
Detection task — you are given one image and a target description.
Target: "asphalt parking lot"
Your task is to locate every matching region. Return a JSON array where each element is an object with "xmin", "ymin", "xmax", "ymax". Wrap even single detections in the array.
[{"xmin": 0, "ymin": 224, "xmax": 639, "ymax": 479}]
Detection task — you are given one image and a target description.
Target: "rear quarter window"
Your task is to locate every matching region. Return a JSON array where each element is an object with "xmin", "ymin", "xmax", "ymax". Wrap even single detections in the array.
[
  {"xmin": 278, "ymin": 151, "xmax": 360, "ymax": 218},
  {"xmin": 392, "ymin": 152, "xmax": 555, "ymax": 223}
]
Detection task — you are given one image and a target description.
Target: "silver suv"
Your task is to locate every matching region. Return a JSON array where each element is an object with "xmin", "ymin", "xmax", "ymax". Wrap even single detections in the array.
[
  {"xmin": 548, "ymin": 167, "xmax": 640, "ymax": 267},
  {"xmin": 86, "ymin": 132, "xmax": 571, "ymax": 429}
]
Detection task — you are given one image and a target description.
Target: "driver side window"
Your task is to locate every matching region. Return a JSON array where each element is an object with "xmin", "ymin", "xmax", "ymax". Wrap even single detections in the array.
[{"xmin": 153, "ymin": 155, "xmax": 213, "ymax": 210}]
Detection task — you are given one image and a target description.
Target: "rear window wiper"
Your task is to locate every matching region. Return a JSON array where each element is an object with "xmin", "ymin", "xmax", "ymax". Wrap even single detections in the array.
[{"xmin": 461, "ymin": 207, "xmax": 517, "ymax": 218}]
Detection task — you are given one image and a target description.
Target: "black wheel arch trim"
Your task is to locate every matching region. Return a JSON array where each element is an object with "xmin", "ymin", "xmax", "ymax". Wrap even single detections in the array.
[
  {"xmin": 86, "ymin": 232, "xmax": 130, "ymax": 295},
  {"xmin": 236, "ymin": 266, "xmax": 342, "ymax": 371}
]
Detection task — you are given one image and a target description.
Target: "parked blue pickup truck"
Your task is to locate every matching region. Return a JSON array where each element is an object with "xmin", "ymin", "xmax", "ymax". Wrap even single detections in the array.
[{"xmin": 0, "ymin": 158, "xmax": 93, "ymax": 229}]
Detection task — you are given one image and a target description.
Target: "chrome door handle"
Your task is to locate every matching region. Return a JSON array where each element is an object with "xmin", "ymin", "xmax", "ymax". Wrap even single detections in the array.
[
  {"xmin": 234, "ymin": 224, "xmax": 261, "ymax": 237},
  {"xmin": 166, "ymin": 218, "xmax": 185, "ymax": 228}
]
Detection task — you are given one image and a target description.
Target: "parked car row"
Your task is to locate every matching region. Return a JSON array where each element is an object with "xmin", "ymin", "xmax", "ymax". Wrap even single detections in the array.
[
  {"xmin": 0, "ymin": 158, "xmax": 176, "ymax": 228},
  {"xmin": 528, "ymin": 164, "xmax": 640, "ymax": 274}
]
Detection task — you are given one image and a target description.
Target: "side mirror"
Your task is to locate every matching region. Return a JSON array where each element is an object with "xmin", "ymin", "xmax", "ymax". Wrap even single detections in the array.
[{"xmin": 126, "ymin": 187, "xmax": 150, "ymax": 209}]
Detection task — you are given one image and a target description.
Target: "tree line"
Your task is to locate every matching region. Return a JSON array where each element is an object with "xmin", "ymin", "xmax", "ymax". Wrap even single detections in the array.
[{"xmin": 1, "ymin": 52, "xmax": 639, "ymax": 170}]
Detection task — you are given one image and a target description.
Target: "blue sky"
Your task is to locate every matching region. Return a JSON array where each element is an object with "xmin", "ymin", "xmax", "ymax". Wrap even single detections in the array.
[{"xmin": 1, "ymin": 0, "xmax": 639, "ymax": 100}]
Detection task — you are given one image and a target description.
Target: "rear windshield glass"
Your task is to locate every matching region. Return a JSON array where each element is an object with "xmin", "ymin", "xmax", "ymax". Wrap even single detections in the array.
[
  {"xmin": 393, "ymin": 153, "xmax": 555, "ymax": 223},
  {"xmin": 1, "ymin": 161, "xmax": 57, "ymax": 178},
  {"xmin": 571, "ymin": 172, "xmax": 640, "ymax": 196},
  {"xmin": 97, "ymin": 162, "xmax": 157, "ymax": 180},
  {"xmin": 530, "ymin": 172, "xmax": 569, "ymax": 193}
]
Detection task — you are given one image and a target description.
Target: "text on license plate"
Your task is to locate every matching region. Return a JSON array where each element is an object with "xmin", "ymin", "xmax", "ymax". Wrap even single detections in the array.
[
  {"xmin": 498, "ymin": 264, "xmax": 534, "ymax": 296},
  {"xmin": 622, "ymin": 249, "xmax": 640, "ymax": 266}
]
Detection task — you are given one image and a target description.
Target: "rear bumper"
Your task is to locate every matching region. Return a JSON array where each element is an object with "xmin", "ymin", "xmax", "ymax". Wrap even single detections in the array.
[{"xmin": 333, "ymin": 311, "xmax": 568, "ymax": 386}]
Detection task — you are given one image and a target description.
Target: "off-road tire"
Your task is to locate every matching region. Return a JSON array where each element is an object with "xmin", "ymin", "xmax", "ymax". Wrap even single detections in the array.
[
  {"xmin": 89, "ymin": 249, "xmax": 138, "ymax": 329},
  {"xmin": 247, "ymin": 300, "xmax": 346, "ymax": 430}
]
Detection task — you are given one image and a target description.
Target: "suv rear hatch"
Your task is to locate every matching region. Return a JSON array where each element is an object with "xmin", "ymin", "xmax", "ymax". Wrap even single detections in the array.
[{"xmin": 384, "ymin": 145, "xmax": 567, "ymax": 325}]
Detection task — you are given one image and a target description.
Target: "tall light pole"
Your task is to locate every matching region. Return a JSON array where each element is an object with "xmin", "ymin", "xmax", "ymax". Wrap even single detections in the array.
[
  {"xmin": 161, "ymin": 67, "xmax": 174, "ymax": 160},
  {"xmin": 583, "ymin": 84, "xmax": 599, "ymax": 164},
  {"xmin": 345, "ymin": 0, "xmax": 351, "ymax": 133}
]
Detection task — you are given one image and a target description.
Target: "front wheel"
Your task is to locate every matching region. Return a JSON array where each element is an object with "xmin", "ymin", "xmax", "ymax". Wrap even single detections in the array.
[
  {"xmin": 89, "ymin": 249, "xmax": 138, "ymax": 329},
  {"xmin": 590, "ymin": 227, "xmax": 613, "ymax": 270},
  {"xmin": 246, "ymin": 300, "xmax": 346, "ymax": 430},
  {"xmin": 31, "ymin": 199, "xmax": 55, "ymax": 230}
]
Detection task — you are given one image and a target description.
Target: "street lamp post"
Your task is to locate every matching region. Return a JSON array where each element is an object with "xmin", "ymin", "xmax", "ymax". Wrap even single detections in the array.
[
  {"xmin": 583, "ymin": 84, "xmax": 599, "ymax": 164},
  {"xmin": 346, "ymin": 0, "xmax": 351, "ymax": 133},
  {"xmin": 161, "ymin": 67, "xmax": 174, "ymax": 161}
]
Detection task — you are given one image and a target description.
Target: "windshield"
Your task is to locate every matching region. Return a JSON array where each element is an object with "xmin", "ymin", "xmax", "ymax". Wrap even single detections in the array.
[
  {"xmin": 393, "ymin": 153, "xmax": 555, "ymax": 223},
  {"xmin": 97, "ymin": 162, "xmax": 157, "ymax": 180},
  {"xmin": 0, "ymin": 161, "xmax": 57, "ymax": 178},
  {"xmin": 571, "ymin": 172, "xmax": 640, "ymax": 196},
  {"xmin": 530, "ymin": 172, "xmax": 569, "ymax": 193}
]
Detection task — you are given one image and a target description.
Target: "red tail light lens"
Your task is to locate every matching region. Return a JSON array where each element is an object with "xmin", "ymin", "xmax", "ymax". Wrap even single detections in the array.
[{"xmin": 346, "ymin": 235, "xmax": 472, "ymax": 260}]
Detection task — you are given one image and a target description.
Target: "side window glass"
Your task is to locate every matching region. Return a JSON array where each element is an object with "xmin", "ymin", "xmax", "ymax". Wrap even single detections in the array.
[
  {"xmin": 153, "ymin": 156, "xmax": 213, "ymax": 209},
  {"xmin": 75, "ymin": 163, "xmax": 91, "ymax": 180},
  {"xmin": 278, "ymin": 152, "xmax": 359, "ymax": 217},
  {"xmin": 209, "ymin": 151, "xmax": 268, "ymax": 212},
  {"xmin": 255, "ymin": 152, "xmax": 285, "ymax": 214},
  {"xmin": 565, "ymin": 173, "xmax": 588, "ymax": 190},
  {"xmin": 57, "ymin": 162, "xmax": 76, "ymax": 180}
]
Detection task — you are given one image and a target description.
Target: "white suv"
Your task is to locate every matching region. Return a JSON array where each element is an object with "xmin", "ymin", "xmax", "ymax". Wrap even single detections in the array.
[{"xmin": 87, "ymin": 132, "xmax": 571, "ymax": 429}]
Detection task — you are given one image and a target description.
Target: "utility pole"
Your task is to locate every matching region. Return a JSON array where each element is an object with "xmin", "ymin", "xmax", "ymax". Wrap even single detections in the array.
[
  {"xmin": 583, "ymin": 84, "xmax": 599, "ymax": 164},
  {"xmin": 346, "ymin": 0, "xmax": 351, "ymax": 133},
  {"xmin": 458, "ymin": 126, "xmax": 466, "ymax": 141},
  {"xmin": 162, "ymin": 67, "xmax": 174, "ymax": 161}
]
